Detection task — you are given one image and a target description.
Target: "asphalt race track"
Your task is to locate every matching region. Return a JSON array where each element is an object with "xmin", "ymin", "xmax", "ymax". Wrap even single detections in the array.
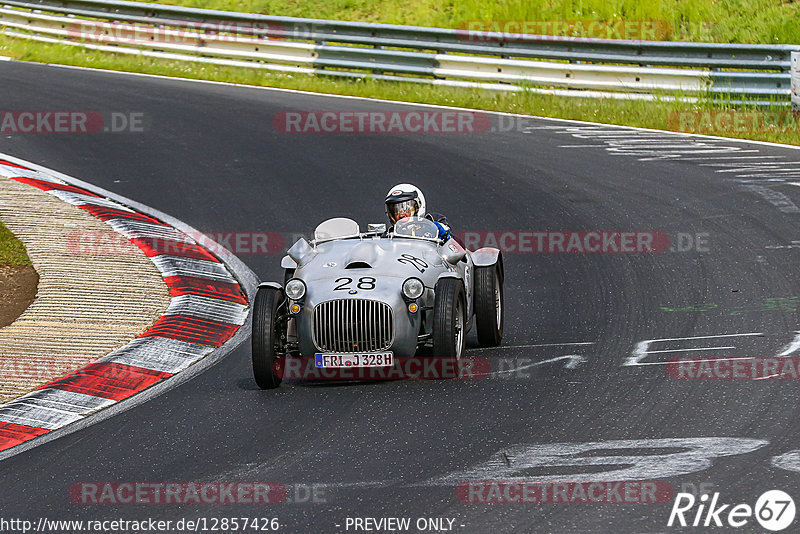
[{"xmin": 3, "ymin": 60, "xmax": 800, "ymax": 533}]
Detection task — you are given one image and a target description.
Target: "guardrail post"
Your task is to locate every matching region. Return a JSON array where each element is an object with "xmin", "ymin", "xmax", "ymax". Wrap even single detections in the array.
[{"xmin": 792, "ymin": 52, "xmax": 800, "ymax": 113}]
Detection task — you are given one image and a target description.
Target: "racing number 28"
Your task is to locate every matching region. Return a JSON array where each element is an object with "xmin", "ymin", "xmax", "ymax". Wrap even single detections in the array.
[{"xmin": 334, "ymin": 277, "xmax": 376, "ymax": 291}]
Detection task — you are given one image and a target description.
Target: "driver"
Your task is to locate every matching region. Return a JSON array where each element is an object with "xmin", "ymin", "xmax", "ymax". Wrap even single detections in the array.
[{"xmin": 385, "ymin": 183, "xmax": 451, "ymax": 240}]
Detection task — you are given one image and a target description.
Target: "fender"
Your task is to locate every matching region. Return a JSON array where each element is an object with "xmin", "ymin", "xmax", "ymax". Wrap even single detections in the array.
[
  {"xmin": 436, "ymin": 272, "xmax": 462, "ymax": 282},
  {"xmin": 472, "ymin": 247, "xmax": 501, "ymax": 267},
  {"xmin": 472, "ymin": 248, "xmax": 503, "ymax": 282},
  {"xmin": 281, "ymin": 255, "xmax": 298, "ymax": 269},
  {"xmin": 258, "ymin": 281, "xmax": 283, "ymax": 290}
]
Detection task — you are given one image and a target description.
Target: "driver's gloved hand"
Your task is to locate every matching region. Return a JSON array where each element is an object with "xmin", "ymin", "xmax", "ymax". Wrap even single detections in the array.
[{"xmin": 433, "ymin": 221, "xmax": 451, "ymax": 240}]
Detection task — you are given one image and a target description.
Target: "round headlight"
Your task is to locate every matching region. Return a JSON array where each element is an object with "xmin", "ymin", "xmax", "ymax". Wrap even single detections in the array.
[
  {"xmin": 402, "ymin": 277, "xmax": 424, "ymax": 299},
  {"xmin": 285, "ymin": 278, "xmax": 306, "ymax": 300}
]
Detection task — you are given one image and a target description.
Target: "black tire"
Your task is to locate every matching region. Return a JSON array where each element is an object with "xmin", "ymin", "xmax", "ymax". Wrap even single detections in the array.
[
  {"xmin": 252, "ymin": 286, "xmax": 286, "ymax": 389},
  {"xmin": 474, "ymin": 264, "xmax": 504, "ymax": 346},
  {"xmin": 432, "ymin": 277, "xmax": 467, "ymax": 360}
]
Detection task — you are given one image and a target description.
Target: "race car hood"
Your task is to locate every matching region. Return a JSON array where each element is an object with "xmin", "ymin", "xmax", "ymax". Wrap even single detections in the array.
[{"xmin": 296, "ymin": 237, "xmax": 448, "ymax": 285}]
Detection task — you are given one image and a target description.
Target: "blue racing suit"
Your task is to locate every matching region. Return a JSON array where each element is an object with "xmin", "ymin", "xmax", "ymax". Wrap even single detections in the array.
[{"xmin": 426, "ymin": 212, "xmax": 451, "ymax": 241}]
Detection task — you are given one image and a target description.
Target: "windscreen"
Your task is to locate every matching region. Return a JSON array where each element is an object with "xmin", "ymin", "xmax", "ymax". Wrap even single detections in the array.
[
  {"xmin": 393, "ymin": 216, "xmax": 439, "ymax": 240},
  {"xmin": 313, "ymin": 217, "xmax": 360, "ymax": 242}
]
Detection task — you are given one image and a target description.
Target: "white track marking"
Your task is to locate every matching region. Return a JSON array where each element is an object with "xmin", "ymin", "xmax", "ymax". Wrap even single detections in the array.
[
  {"xmin": 541, "ymin": 125, "xmax": 800, "ymax": 176},
  {"xmin": 632, "ymin": 356, "xmax": 758, "ymax": 367},
  {"xmin": 742, "ymin": 185, "xmax": 800, "ymax": 212},
  {"xmin": 777, "ymin": 331, "xmax": 800, "ymax": 357},
  {"xmin": 427, "ymin": 438, "xmax": 769, "ymax": 484},
  {"xmin": 721, "ymin": 166, "xmax": 800, "ymax": 172},
  {"xmin": 765, "ymin": 241, "xmax": 800, "ymax": 249},
  {"xmin": 700, "ymin": 161, "xmax": 799, "ymax": 167},
  {"xmin": 709, "ymin": 166, "xmax": 800, "ymax": 172},
  {"xmin": 683, "ymin": 156, "xmax": 787, "ymax": 161},
  {"xmin": 737, "ymin": 178, "xmax": 800, "ymax": 183},
  {"xmin": 570, "ymin": 132, "xmax": 676, "ymax": 138},
  {"xmin": 488, "ymin": 355, "xmax": 586, "ymax": 375},
  {"xmin": 772, "ymin": 451, "xmax": 800, "ymax": 473},
  {"xmin": 623, "ymin": 333, "xmax": 763, "ymax": 367},
  {"xmin": 471, "ymin": 342, "xmax": 594, "ymax": 350},
  {"xmin": 641, "ymin": 346, "xmax": 736, "ymax": 355}
]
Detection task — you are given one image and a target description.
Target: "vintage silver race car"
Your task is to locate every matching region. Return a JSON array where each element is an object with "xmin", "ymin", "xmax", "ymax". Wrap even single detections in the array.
[{"xmin": 252, "ymin": 216, "xmax": 503, "ymax": 388}]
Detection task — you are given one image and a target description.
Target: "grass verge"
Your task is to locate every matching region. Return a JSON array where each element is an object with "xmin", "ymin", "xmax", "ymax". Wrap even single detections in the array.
[
  {"xmin": 0, "ymin": 219, "xmax": 36, "ymax": 328},
  {"xmin": 0, "ymin": 220, "xmax": 32, "ymax": 267},
  {"xmin": 125, "ymin": 0, "xmax": 800, "ymax": 44}
]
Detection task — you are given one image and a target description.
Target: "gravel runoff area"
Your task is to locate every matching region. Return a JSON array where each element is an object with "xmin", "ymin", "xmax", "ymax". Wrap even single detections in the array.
[{"xmin": 0, "ymin": 173, "xmax": 171, "ymax": 403}]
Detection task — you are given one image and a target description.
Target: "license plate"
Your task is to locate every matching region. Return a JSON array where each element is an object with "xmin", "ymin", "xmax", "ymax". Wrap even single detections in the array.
[{"xmin": 315, "ymin": 352, "xmax": 393, "ymax": 368}]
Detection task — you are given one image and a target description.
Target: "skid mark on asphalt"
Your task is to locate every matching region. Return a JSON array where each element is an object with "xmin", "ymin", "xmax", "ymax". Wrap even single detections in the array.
[
  {"xmin": 469, "ymin": 342, "xmax": 594, "ymax": 374},
  {"xmin": 487, "ymin": 355, "xmax": 587, "ymax": 375}
]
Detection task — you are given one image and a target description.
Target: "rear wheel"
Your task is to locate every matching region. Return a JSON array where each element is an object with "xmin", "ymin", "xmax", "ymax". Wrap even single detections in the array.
[
  {"xmin": 252, "ymin": 286, "xmax": 286, "ymax": 389},
  {"xmin": 474, "ymin": 264, "xmax": 504, "ymax": 346},
  {"xmin": 432, "ymin": 277, "xmax": 466, "ymax": 361}
]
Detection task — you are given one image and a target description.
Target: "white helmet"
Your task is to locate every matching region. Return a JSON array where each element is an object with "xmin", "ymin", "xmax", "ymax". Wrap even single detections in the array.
[{"xmin": 385, "ymin": 183, "xmax": 426, "ymax": 224}]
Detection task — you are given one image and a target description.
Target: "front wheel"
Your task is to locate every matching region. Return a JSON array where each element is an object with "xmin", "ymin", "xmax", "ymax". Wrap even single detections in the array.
[
  {"xmin": 474, "ymin": 264, "xmax": 504, "ymax": 346},
  {"xmin": 432, "ymin": 277, "xmax": 466, "ymax": 361},
  {"xmin": 252, "ymin": 286, "xmax": 286, "ymax": 389}
]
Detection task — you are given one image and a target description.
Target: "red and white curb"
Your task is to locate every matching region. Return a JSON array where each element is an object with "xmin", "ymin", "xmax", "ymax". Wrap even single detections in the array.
[{"xmin": 0, "ymin": 156, "xmax": 253, "ymax": 453}]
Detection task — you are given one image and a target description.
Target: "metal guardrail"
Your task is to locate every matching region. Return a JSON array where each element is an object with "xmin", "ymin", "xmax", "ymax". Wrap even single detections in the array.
[
  {"xmin": 2, "ymin": 0, "xmax": 798, "ymax": 103},
  {"xmin": 793, "ymin": 53, "xmax": 800, "ymax": 112}
]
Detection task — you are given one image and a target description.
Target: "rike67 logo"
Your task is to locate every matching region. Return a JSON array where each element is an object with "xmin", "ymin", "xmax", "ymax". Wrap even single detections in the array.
[{"xmin": 668, "ymin": 490, "xmax": 795, "ymax": 531}]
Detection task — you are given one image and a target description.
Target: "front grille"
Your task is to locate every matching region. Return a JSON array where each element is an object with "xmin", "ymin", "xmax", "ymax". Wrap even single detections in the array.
[{"xmin": 312, "ymin": 299, "xmax": 394, "ymax": 353}]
